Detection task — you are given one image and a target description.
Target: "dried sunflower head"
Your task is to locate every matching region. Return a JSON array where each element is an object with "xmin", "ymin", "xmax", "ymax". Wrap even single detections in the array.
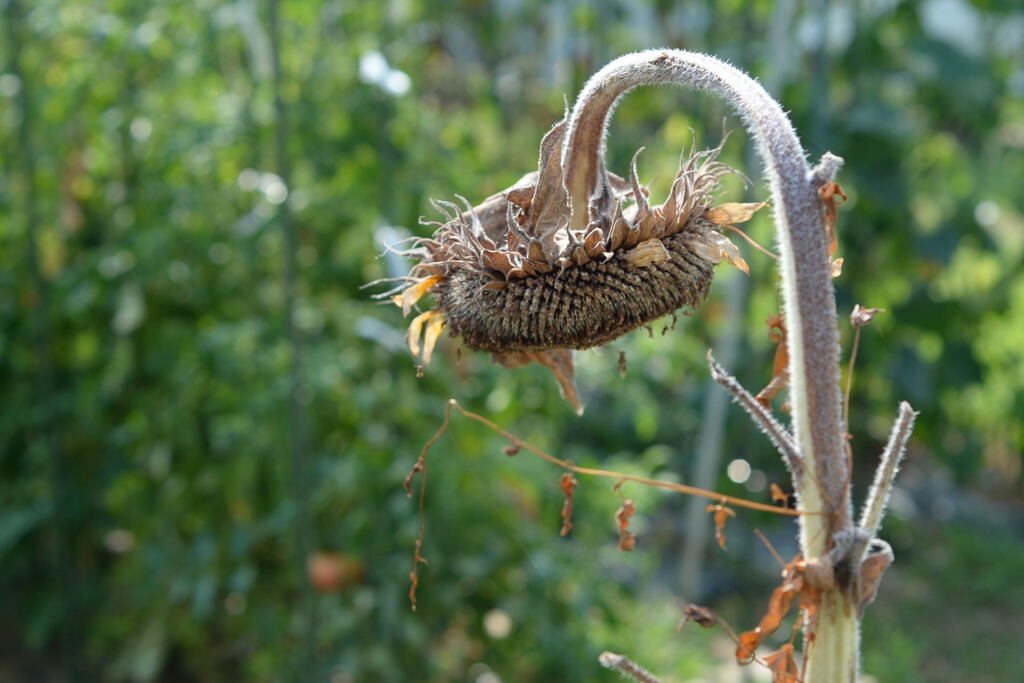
[{"xmin": 374, "ymin": 119, "xmax": 762, "ymax": 413}]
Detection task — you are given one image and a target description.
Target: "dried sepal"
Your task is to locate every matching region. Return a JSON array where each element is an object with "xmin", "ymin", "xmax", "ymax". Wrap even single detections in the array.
[
  {"xmin": 406, "ymin": 310, "xmax": 446, "ymax": 365},
  {"xmin": 393, "ymin": 275, "xmax": 443, "ymax": 316},
  {"xmin": 687, "ymin": 231, "xmax": 749, "ymax": 274},
  {"xmin": 705, "ymin": 201, "xmax": 767, "ymax": 225},
  {"xmin": 622, "ymin": 238, "xmax": 669, "ymax": 266}
]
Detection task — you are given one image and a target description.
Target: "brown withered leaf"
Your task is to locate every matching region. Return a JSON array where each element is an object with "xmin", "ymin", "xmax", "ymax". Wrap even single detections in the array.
[
  {"xmin": 858, "ymin": 541, "xmax": 894, "ymax": 614},
  {"xmin": 818, "ymin": 181, "xmax": 847, "ymax": 257},
  {"xmin": 762, "ymin": 643, "xmax": 800, "ymax": 682},
  {"xmin": 408, "ymin": 538, "xmax": 429, "ymax": 611},
  {"xmin": 757, "ymin": 314, "xmax": 789, "ymax": 409},
  {"xmin": 617, "ymin": 350, "xmax": 628, "ymax": 378},
  {"xmin": 694, "ymin": 231, "xmax": 750, "ymax": 274},
  {"xmin": 616, "ymin": 499, "xmax": 636, "ymax": 551},
  {"xmin": 559, "ymin": 473, "xmax": 578, "ymax": 536},
  {"xmin": 705, "ymin": 201, "xmax": 767, "ymax": 225},
  {"xmin": 735, "ymin": 560, "xmax": 807, "ymax": 665},
  {"xmin": 677, "ymin": 604, "xmax": 717, "ymax": 631},
  {"xmin": 393, "ymin": 275, "xmax": 442, "ymax": 316},
  {"xmin": 706, "ymin": 503, "xmax": 736, "ymax": 550}
]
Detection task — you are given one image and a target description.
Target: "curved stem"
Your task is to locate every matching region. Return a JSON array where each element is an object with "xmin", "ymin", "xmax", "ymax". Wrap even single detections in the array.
[
  {"xmin": 560, "ymin": 50, "xmax": 853, "ymax": 682},
  {"xmin": 562, "ymin": 48, "xmax": 847, "ymax": 549}
]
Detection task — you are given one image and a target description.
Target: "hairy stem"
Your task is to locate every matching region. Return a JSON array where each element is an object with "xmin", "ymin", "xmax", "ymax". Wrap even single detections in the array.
[
  {"xmin": 562, "ymin": 50, "xmax": 853, "ymax": 681},
  {"xmin": 562, "ymin": 50, "xmax": 848, "ymax": 547},
  {"xmin": 859, "ymin": 402, "xmax": 917, "ymax": 544}
]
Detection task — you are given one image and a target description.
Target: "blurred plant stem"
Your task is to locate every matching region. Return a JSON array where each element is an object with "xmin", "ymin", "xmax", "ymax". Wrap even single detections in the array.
[
  {"xmin": 5, "ymin": 0, "xmax": 79, "ymax": 676},
  {"xmin": 266, "ymin": 0, "xmax": 315, "ymax": 676}
]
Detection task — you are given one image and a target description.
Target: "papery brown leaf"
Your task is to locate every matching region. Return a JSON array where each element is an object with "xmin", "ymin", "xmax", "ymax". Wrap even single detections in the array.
[
  {"xmin": 617, "ymin": 350, "xmax": 628, "ymax": 378},
  {"xmin": 763, "ymin": 643, "xmax": 800, "ymax": 682},
  {"xmin": 705, "ymin": 201, "xmax": 767, "ymax": 225},
  {"xmin": 623, "ymin": 237, "xmax": 669, "ymax": 266},
  {"xmin": 616, "ymin": 499, "xmax": 636, "ymax": 551},
  {"xmin": 706, "ymin": 503, "xmax": 736, "ymax": 550},
  {"xmin": 736, "ymin": 630, "xmax": 761, "ymax": 665},
  {"xmin": 559, "ymin": 473, "xmax": 578, "ymax": 536},
  {"xmin": 858, "ymin": 541, "xmax": 894, "ymax": 614},
  {"xmin": 394, "ymin": 275, "xmax": 443, "ymax": 316},
  {"xmin": 677, "ymin": 604, "xmax": 717, "ymax": 631},
  {"xmin": 735, "ymin": 560, "xmax": 805, "ymax": 664},
  {"xmin": 690, "ymin": 231, "xmax": 750, "ymax": 274}
]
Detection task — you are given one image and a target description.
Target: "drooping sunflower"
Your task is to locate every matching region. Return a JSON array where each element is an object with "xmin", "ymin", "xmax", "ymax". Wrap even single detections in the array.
[{"xmin": 374, "ymin": 120, "xmax": 763, "ymax": 413}]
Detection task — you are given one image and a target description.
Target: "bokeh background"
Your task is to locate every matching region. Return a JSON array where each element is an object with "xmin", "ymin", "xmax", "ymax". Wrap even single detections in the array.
[{"xmin": 2, "ymin": 0, "xmax": 1023, "ymax": 681}]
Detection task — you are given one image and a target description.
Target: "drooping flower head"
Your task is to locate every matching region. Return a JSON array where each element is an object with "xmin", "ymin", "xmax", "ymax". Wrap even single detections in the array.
[{"xmin": 374, "ymin": 117, "xmax": 763, "ymax": 413}]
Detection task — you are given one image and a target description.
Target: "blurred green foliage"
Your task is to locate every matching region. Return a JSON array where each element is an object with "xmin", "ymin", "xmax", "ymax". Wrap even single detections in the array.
[{"xmin": 1, "ymin": 0, "xmax": 1022, "ymax": 681}]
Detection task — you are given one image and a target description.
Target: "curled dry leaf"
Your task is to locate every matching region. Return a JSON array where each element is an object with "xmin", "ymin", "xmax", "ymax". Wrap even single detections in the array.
[
  {"xmin": 706, "ymin": 503, "xmax": 736, "ymax": 550},
  {"xmin": 757, "ymin": 314, "xmax": 789, "ymax": 409},
  {"xmin": 617, "ymin": 350, "xmax": 628, "ymax": 378},
  {"xmin": 677, "ymin": 604, "xmax": 718, "ymax": 631},
  {"xmin": 735, "ymin": 558, "xmax": 822, "ymax": 666},
  {"xmin": 559, "ymin": 472, "xmax": 578, "ymax": 536},
  {"xmin": 408, "ymin": 538, "xmax": 429, "ymax": 612},
  {"xmin": 850, "ymin": 304, "xmax": 885, "ymax": 328},
  {"xmin": 858, "ymin": 540, "xmax": 894, "ymax": 614},
  {"xmin": 762, "ymin": 643, "xmax": 800, "ymax": 682},
  {"xmin": 818, "ymin": 181, "xmax": 847, "ymax": 258},
  {"xmin": 616, "ymin": 498, "xmax": 637, "ymax": 551}
]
